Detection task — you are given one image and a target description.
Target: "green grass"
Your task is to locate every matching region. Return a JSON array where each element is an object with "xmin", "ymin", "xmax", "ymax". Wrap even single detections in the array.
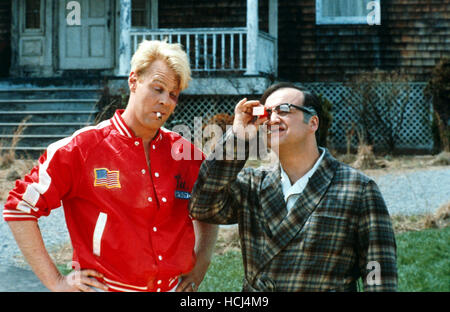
[
  {"xmin": 396, "ymin": 227, "xmax": 450, "ymax": 292},
  {"xmin": 57, "ymin": 227, "xmax": 449, "ymax": 292},
  {"xmin": 199, "ymin": 227, "xmax": 450, "ymax": 292},
  {"xmin": 57, "ymin": 264, "xmax": 73, "ymax": 276},
  {"xmin": 198, "ymin": 251, "xmax": 244, "ymax": 292}
]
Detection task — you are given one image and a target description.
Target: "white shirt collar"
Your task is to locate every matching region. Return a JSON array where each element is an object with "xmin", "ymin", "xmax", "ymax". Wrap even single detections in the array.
[{"xmin": 280, "ymin": 148, "xmax": 325, "ymax": 202}]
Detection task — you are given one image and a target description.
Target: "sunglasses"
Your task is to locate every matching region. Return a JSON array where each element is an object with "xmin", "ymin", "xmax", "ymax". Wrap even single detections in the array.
[{"xmin": 265, "ymin": 103, "xmax": 317, "ymax": 118}]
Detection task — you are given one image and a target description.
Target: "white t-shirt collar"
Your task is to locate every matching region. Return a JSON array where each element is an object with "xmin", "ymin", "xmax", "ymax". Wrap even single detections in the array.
[{"xmin": 280, "ymin": 148, "xmax": 325, "ymax": 203}]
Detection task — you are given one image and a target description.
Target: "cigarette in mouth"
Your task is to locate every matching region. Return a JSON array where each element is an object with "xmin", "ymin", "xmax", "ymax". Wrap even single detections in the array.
[{"xmin": 156, "ymin": 112, "xmax": 162, "ymax": 120}]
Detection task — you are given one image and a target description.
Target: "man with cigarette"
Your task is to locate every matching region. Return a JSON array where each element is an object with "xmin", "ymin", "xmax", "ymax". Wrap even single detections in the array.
[
  {"xmin": 189, "ymin": 82, "xmax": 398, "ymax": 291},
  {"xmin": 3, "ymin": 40, "xmax": 218, "ymax": 292}
]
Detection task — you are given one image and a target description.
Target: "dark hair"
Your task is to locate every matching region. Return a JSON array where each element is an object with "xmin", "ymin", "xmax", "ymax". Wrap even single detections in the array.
[{"xmin": 260, "ymin": 82, "xmax": 322, "ymax": 143}]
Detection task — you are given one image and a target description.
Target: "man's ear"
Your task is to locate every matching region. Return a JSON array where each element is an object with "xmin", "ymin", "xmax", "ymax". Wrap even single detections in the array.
[
  {"xmin": 310, "ymin": 115, "xmax": 319, "ymax": 133},
  {"xmin": 128, "ymin": 72, "xmax": 138, "ymax": 93}
]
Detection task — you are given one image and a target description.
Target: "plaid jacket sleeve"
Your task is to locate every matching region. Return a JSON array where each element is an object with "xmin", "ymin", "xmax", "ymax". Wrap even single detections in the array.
[
  {"xmin": 357, "ymin": 180, "xmax": 398, "ymax": 291},
  {"xmin": 189, "ymin": 129, "xmax": 254, "ymax": 224}
]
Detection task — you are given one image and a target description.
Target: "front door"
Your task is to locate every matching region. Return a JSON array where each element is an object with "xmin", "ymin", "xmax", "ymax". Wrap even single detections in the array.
[{"xmin": 59, "ymin": 0, "xmax": 113, "ymax": 69}]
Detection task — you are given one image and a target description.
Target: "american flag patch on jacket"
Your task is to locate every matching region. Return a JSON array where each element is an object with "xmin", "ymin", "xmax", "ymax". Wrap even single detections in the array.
[{"xmin": 94, "ymin": 168, "xmax": 121, "ymax": 189}]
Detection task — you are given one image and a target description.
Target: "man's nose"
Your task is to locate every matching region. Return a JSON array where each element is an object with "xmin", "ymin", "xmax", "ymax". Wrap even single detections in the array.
[
  {"xmin": 159, "ymin": 93, "xmax": 170, "ymax": 106},
  {"xmin": 267, "ymin": 111, "xmax": 280, "ymax": 125}
]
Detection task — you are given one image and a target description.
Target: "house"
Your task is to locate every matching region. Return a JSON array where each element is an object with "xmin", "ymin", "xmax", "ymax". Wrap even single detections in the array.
[{"xmin": 0, "ymin": 0, "xmax": 448, "ymax": 153}]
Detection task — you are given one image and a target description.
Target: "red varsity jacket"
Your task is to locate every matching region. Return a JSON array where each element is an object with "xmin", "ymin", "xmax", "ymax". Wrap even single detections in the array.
[{"xmin": 3, "ymin": 110, "xmax": 204, "ymax": 292}]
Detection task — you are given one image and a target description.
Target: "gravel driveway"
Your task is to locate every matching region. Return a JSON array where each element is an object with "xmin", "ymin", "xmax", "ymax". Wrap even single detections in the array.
[
  {"xmin": 372, "ymin": 166, "xmax": 450, "ymax": 216},
  {"xmin": 0, "ymin": 166, "xmax": 448, "ymax": 290},
  {"xmin": 0, "ymin": 208, "xmax": 68, "ymax": 291},
  {"xmin": 0, "ymin": 208, "xmax": 69, "ymax": 266}
]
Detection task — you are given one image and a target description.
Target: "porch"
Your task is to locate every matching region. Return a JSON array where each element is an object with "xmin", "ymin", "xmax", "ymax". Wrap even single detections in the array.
[
  {"xmin": 118, "ymin": 0, "xmax": 279, "ymax": 77},
  {"xmin": 129, "ymin": 27, "xmax": 276, "ymax": 75}
]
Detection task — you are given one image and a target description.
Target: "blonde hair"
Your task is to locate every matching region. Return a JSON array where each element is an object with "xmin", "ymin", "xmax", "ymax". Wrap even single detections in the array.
[{"xmin": 130, "ymin": 40, "xmax": 191, "ymax": 91}]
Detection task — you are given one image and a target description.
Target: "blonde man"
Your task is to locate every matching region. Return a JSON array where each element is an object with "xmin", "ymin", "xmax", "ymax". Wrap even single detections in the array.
[{"xmin": 4, "ymin": 40, "xmax": 218, "ymax": 292}]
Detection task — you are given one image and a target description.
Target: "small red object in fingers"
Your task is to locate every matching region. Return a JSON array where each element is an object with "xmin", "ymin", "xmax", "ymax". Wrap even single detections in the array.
[{"xmin": 253, "ymin": 106, "xmax": 269, "ymax": 118}]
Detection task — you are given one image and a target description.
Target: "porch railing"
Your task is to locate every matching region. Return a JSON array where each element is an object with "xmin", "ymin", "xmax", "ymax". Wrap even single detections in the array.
[{"xmin": 129, "ymin": 28, "xmax": 276, "ymax": 74}]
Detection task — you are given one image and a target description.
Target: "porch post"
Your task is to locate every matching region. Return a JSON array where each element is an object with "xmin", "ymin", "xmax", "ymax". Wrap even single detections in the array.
[
  {"xmin": 151, "ymin": 0, "xmax": 158, "ymax": 28},
  {"xmin": 245, "ymin": 0, "xmax": 259, "ymax": 75},
  {"xmin": 118, "ymin": 0, "xmax": 131, "ymax": 75},
  {"xmin": 269, "ymin": 0, "xmax": 278, "ymax": 75}
]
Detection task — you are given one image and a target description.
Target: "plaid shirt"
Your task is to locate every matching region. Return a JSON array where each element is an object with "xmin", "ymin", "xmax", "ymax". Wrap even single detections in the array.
[{"xmin": 189, "ymin": 130, "xmax": 397, "ymax": 292}]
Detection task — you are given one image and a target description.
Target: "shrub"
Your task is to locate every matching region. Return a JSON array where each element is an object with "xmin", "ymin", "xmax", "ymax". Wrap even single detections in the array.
[
  {"xmin": 94, "ymin": 86, "xmax": 128, "ymax": 124},
  {"xmin": 345, "ymin": 69, "xmax": 411, "ymax": 153},
  {"xmin": 0, "ymin": 116, "xmax": 30, "ymax": 169},
  {"xmin": 426, "ymin": 58, "xmax": 450, "ymax": 152},
  {"xmin": 317, "ymin": 94, "xmax": 333, "ymax": 148}
]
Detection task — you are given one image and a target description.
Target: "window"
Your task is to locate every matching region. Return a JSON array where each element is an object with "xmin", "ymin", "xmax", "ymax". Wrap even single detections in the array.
[
  {"xmin": 316, "ymin": 0, "xmax": 381, "ymax": 25},
  {"xmin": 132, "ymin": 0, "xmax": 149, "ymax": 27},
  {"xmin": 25, "ymin": 0, "xmax": 41, "ymax": 29},
  {"xmin": 131, "ymin": 0, "xmax": 158, "ymax": 28}
]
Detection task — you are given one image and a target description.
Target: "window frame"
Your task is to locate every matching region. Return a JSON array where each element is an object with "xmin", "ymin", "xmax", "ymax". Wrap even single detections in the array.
[
  {"xmin": 131, "ymin": 0, "xmax": 149, "ymax": 28},
  {"xmin": 131, "ymin": 0, "xmax": 158, "ymax": 29},
  {"xmin": 316, "ymin": 0, "xmax": 381, "ymax": 25},
  {"xmin": 21, "ymin": 0, "xmax": 45, "ymax": 34}
]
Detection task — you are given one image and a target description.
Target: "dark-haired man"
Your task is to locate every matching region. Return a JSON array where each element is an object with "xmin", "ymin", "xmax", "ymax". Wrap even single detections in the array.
[{"xmin": 189, "ymin": 82, "xmax": 397, "ymax": 291}]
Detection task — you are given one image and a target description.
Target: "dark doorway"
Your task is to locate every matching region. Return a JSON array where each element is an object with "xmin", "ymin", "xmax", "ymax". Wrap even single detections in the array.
[{"xmin": 0, "ymin": 0, "xmax": 11, "ymax": 77}]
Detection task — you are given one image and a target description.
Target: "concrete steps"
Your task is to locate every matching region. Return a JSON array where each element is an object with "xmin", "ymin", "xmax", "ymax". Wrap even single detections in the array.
[{"xmin": 0, "ymin": 87, "xmax": 102, "ymax": 154}]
